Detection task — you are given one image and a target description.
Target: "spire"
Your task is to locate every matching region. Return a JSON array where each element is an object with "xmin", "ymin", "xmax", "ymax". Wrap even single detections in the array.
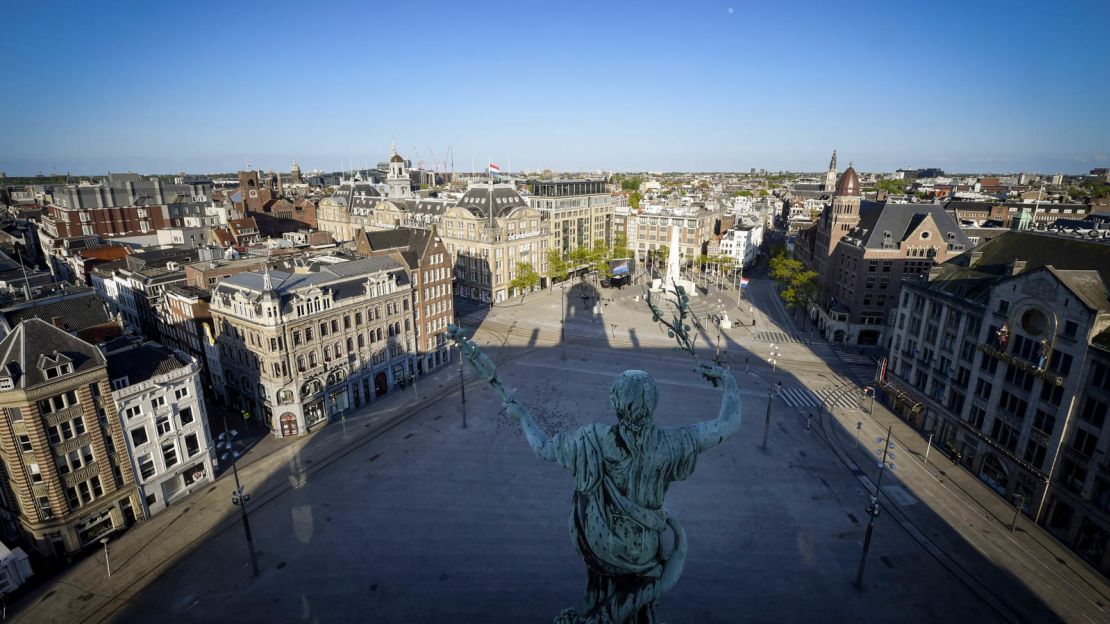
[{"xmin": 829, "ymin": 149, "xmax": 838, "ymax": 171}]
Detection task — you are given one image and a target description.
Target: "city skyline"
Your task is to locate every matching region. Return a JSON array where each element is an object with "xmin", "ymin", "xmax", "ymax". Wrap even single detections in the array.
[{"xmin": 2, "ymin": 0, "xmax": 1109, "ymax": 175}]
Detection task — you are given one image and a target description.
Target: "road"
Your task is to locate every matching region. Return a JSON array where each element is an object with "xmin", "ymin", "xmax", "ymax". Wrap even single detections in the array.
[{"xmin": 8, "ymin": 274, "xmax": 1108, "ymax": 623}]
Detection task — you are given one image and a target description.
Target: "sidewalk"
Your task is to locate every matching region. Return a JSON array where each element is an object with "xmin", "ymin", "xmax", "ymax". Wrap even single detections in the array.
[{"xmin": 818, "ymin": 393, "xmax": 1110, "ymax": 618}]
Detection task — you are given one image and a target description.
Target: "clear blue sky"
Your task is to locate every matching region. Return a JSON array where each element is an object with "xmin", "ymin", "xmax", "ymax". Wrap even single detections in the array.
[{"xmin": 2, "ymin": 0, "xmax": 1108, "ymax": 175}]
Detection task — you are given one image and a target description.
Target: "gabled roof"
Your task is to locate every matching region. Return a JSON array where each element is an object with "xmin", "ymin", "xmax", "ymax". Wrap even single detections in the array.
[
  {"xmin": 853, "ymin": 201, "xmax": 971, "ymax": 250},
  {"xmin": 0, "ymin": 318, "xmax": 105, "ymax": 390}
]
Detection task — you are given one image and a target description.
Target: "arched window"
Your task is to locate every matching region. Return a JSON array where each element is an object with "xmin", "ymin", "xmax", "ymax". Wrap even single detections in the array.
[
  {"xmin": 334, "ymin": 341, "xmax": 342, "ymax": 357},
  {"xmin": 297, "ymin": 355, "xmax": 306, "ymax": 372},
  {"xmin": 404, "ymin": 318, "xmax": 410, "ymax": 331},
  {"xmin": 324, "ymin": 346, "xmax": 332, "ymax": 362},
  {"xmin": 309, "ymin": 351, "xmax": 318, "ymax": 367},
  {"xmin": 346, "ymin": 337, "xmax": 354, "ymax": 352},
  {"xmin": 376, "ymin": 327, "xmax": 383, "ymax": 341},
  {"xmin": 388, "ymin": 325, "xmax": 396, "ymax": 337},
  {"xmin": 358, "ymin": 334, "xmax": 366, "ymax": 348}
]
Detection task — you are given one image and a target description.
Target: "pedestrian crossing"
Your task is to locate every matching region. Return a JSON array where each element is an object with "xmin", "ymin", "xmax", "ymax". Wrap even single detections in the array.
[
  {"xmin": 831, "ymin": 347, "xmax": 879, "ymax": 383},
  {"xmin": 756, "ymin": 331, "xmax": 809, "ymax": 344},
  {"xmin": 776, "ymin": 385, "xmax": 863, "ymax": 411}
]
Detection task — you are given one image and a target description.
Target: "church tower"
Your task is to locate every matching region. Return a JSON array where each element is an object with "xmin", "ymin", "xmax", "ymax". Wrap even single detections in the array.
[
  {"xmin": 386, "ymin": 143, "xmax": 412, "ymax": 199},
  {"xmin": 824, "ymin": 149, "xmax": 838, "ymax": 192},
  {"xmin": 814, "ymin": 165, "xmax": 862, "ymax": 289}
]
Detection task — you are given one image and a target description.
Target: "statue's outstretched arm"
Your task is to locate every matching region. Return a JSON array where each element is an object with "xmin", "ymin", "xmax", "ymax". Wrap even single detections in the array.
[
  {"xmin": 506, "ymin": 400, "xmax": 557, "ymax": 462},
  {"xmin": 692, "ymin": 363, "xmax": 742, "ymax": 452},
  {"xmin": 447, "ymin": 325, "xmax": 556, "ymax": 462}
]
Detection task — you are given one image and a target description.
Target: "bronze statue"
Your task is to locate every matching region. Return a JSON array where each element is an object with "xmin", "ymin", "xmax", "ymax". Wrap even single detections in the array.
[{"xmin": 447, "ymin": 323, "xmax": 742, "ymax": 623}]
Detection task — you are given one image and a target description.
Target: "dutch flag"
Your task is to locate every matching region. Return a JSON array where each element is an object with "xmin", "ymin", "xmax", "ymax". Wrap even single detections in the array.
[
  {"xmin": 488, "ymin": 163, "xmax": 501, "ymax": 175},
  {"xmin": 740, "ymin": 277, "xmax": 750, "ymax": 288}
]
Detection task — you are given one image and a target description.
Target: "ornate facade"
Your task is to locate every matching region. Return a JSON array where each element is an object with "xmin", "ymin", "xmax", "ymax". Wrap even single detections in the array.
[{"xmin": 209, "ymin": 257, "xmax": 416, "ymax": 438}]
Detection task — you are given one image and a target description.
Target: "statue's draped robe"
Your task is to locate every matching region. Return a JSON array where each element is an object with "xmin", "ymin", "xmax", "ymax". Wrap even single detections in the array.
[{"xmin": 550, "ymin": 422, "xmax": 701, "ymax": 622}]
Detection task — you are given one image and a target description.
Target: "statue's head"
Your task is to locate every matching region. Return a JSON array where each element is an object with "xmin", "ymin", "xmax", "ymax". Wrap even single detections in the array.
[{"xmin": 609, "ymin": 370, "xmax": 659, "ymax": 431}]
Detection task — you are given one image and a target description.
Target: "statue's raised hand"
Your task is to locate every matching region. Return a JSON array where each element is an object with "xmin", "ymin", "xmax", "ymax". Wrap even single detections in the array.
[
  {"xmin": 505, "ymin": 399, "xmax": 527, "ymax": 422},
  {"xmin": 697, "ymin": 362, "xmax": 732, "ymax": 388}
]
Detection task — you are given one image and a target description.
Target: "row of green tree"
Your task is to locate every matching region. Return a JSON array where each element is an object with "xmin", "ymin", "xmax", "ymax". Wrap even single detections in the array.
[
  {"xmin": 508, "ymin": 234, "xmax": 635, "ymax": 295},
  {"xmin": 767, "ymin": 247, "xmax": 818, "ymax": 314}
]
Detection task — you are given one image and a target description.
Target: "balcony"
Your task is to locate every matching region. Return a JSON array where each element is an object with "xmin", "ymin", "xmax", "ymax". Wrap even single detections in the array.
[{"xmin": 976, "ymin": 343, "xmax": 1064, "ymax": 387}]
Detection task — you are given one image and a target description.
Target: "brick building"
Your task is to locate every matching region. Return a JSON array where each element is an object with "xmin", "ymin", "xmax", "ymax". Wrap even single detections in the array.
[
  {"xmin": 0, "ymin": 320, "xmax": 142, "ymax": 557},
  {"xmin": 354, "ymin": 227, "xmax": 454, "ymax": 374},
  {"xmin": 795, "ymin": 166, "xmax": 971, "ymax": 345}
]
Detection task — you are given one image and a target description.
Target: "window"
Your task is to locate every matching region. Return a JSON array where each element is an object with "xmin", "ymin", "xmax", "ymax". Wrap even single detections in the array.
[
  {"xmin": 29, "ymin": 463, "xmax": 42, "ymax": 484},
  {"xmin": 138, "ymin": 453, "xmax": 156, "ymax": 480},
  {"xmin": 151, "ymin": 396, "xmax": 166, "ymax": 410},
  {"xmin": 157, "ymin": 415, "xmax": 172, "ymax": 436},
  {"xmin": 185, "ymin": 433, "xmax": 199, "ymax": 457},
  {"xmin": 174, "ymin": 387, "xmax": 189, "ymax": 400},
  {"xmin": 131, "ymin": 426, "xmax": 150, "ymax": 446},
  {"xmin": 1079, "ymin": 397, "xmax": 1107, "ymax": 428},
  {"xmin": 17, "ymin": 434, "xmax": 32, "ymax": 452},
  {"xmin": 162, "ymin": 441, "xmax": 178, "ymax": 468},
  {"xmin": 179, "ymin": 406, "xmax": 194, "ymax": 426},
  {"xmin": 1040, "ymin": 382, "xmax": 1064, "ymax": 407},
  {"xmin": 1033, "ymin": 409, "xmax": 1056, "ymax": 436},
  {"xmin": 1063, "ymin": 320, "xmax": 1078, "ymax": 338},
  {"xmin": 974, "ymin": 379, "xmax": 993, "ymax": 400},
  {"xmin": 38, "ymin": 390, "xmax": 78, "ymax": 415},
  {"xmin": 331, "ymin": 320, "xmax": 339, "ymax": 333},
  {"xmin": 1023, "ymin": 441, "xmax": 1046, "ymax": 470},
  {"xmin": 320, "ymin": 322, "xmax": 328, "ymax": 337},
  {"xmin": 293, "ymin": 330, "xmax": 302, "ymax": 346},
  {"xmin": 1073, "ymin": 429, "xmax": 1098, "ymax": 458},
  {"xmin": 124, "ymin": 405, "xmax": 143, "ymax": 420}
]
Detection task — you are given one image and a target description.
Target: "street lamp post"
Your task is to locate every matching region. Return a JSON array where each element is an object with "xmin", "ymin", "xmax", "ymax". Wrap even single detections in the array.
[
  {"xmin": 561, "ymin": 283, "xmax": 567, "ymax": 360},
  {"xmin": 761, "ymin": 381, "xmax": 783, "ymax": 450},
  {"xmin": 862, "ymin": 386, "xmax": 875, "ymax": 413},
  {"xmin": 217, "ymin": 412, "xmax": 260, "ymax": 578},
  {"xmin": 855, "ymin": 425, "xmax": 896, "ymax": 590},
  {"xmin": 457, "ymin": 342, "xmax": 468, "ymax": 429},
  {"xmin": 100, "ymin": 537, "xmax": 111, "ymax": 577}
]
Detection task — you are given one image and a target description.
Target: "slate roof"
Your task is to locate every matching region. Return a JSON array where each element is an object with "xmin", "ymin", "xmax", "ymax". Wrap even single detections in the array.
[
  {"xmin": 0, "ymin": 318, "xmax": 105, "ymax": 390},
  {"xmin": 853, "ymin": 201, "xmax": 971, "ymax": 250},
  {"xmin": 357, "ymin": 227, "xmax": 435, "ymax": 269},
  {"xmin": 454, "ymin": 186, "xmax": 529, "ymax": 219},
  {"xmin": 106, "ymin": 342, "xmax": 188, "ymax": 387},
  {"xmin": 925, "ymin": 231, "xmax": 1110, "ymax": 309},
  {"xmin": 214, "ymin": 256, "xmax": 410, "ymax": 314},
  {"xmin": 1, "ymin": 291, "xmax": 112, "ymax": 334}
]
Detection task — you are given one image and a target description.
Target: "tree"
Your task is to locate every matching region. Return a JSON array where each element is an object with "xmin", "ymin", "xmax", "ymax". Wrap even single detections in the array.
[
  {"xmin": 734, "ymin": 190, "xmax": 753, "ymax": 197},
  {"xmin": 875, "ymin": 178, "xmax": 908, "ymax": 195},
  {"xmin": 621, "ymin": 176, "xmax": 643, "ymax": 191},
  {"xmin": 590, "ymin": 239, "xmax": 614, "ymax": 278},
  {"xmin": 510, "ymin": 262, "xmax": 540, "ymax": 295},
  {"xmin": 546, "ymin": 248, "xmax": 569, "ymax": 284},
  {"xmin": 629, "ymin": 191, "xmax": 642, "ymax": 210},
  {"xmin": 613, "ymin": 233, "xmax": 632, "ymax": 259},
  {"xmin": 570, "ymin": 245, "xmax": 591, "ymax": 268}
]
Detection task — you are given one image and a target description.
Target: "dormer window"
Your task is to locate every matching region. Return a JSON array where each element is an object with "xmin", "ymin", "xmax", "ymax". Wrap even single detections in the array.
[{"xmin": 44, "ymin": 363, "xmax": 72, "ymax": 379}]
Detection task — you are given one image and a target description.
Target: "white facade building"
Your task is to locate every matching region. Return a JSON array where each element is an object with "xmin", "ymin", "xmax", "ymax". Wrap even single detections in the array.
[
  {"xmin": 105, "ymin": 340, "xmax": 216, "ymax": 517},
  {"xmin": 718, "ymin": 223, "xmax": 764, "ymax": 267},
  {"xmin": 0, "ymin": 542, "xmax": 31, "ymax": 596}
]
